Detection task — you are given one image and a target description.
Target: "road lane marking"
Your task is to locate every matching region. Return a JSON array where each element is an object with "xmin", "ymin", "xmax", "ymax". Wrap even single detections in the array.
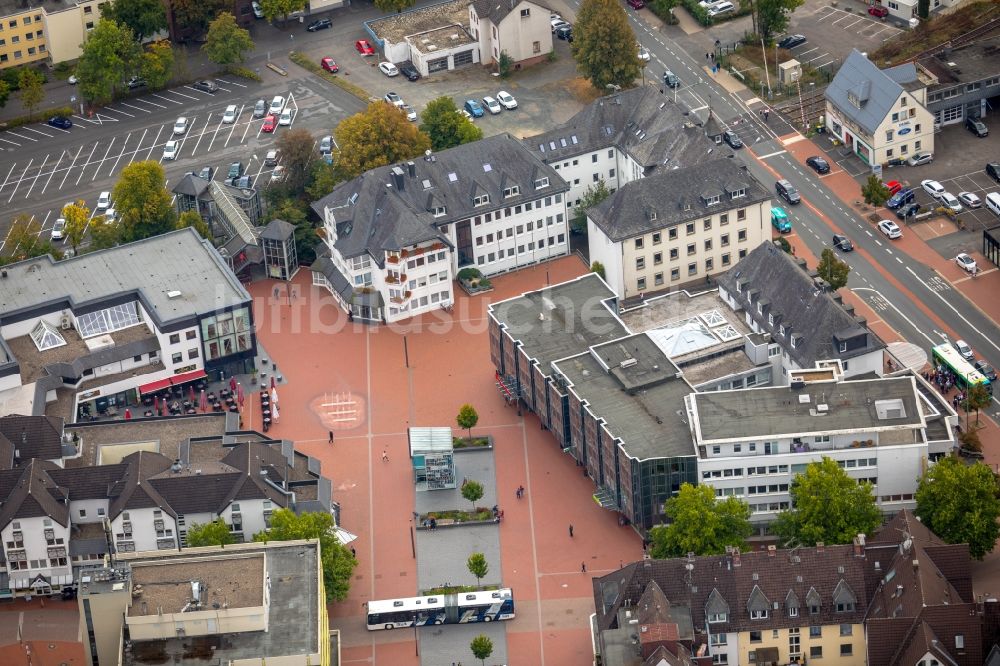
[
  {"xmin": 8, "ymin": 159, "xmax": 34, "ymax": 203},
  {"xmin": 75, "ymin": 142, "xmax": 99, "ymax": 186},
  {"xmin": 59, "ymin": 145, "xmax": 84, "ymax": 190},
  {"xmin": 108, "ymin": 131, "xmax": 133, "ymax": 177},
  {"xmin": 758, "ymin": 150, "xmax": 787, "ymax": 159},
  {"xmin": 93, "ymin": 137, "xmax": 117, "ymax": 181},
  {"xmin": 41, "ymin": 150, "xmax": 66, "ymax": 195},
  {"xmin": 128, "ymin": 128, "xmax": 148, "ymax": 166}
]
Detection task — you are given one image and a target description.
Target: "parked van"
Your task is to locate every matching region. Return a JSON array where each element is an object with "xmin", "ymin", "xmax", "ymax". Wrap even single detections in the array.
[
  {"xmin": 269, "ymin": 96, "xmax": 286, "ymax": 115},
  {"xmin": 771, "ymin": 207, "xmax": 791, "ymax": 233},
  {"xmin": 986, "ymin": 192, "xmax": 1000, "ymax": 217},
  {"xmin": 708, "ymin": 1, "xmax": 734, "ymax": 15},
  {"xmin": 776, "ymin": 179, "xmax": 800, "ymax": 205}
]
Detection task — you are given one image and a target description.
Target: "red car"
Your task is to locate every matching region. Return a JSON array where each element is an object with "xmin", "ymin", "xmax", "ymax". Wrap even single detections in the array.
[
  {"xmin": 355, "ymin": 40, "xmax": 375, "ymax": 56},
  {"xmin": 884, "ymin": 180, "xmax": 902, "ymax": 195},
  {"xmin": 262, "ymin": 114, "xmax": 277, "ymax": 133},
  {"xmin": 321, "ymin": 57, "xmax": 339, "ymax": 73},
  {"xmin": 868, "ymin": 4, "xmax": 889, "ymax": 17},
  {"xmin": 627, "ymin": 0, "xmax": 645, "ymax": 8}
]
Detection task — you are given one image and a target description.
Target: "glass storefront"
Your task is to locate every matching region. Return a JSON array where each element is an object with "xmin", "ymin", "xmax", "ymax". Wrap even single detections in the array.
[{"xmin": 201, "ymin": 307, "xmax": 252, "ymax": 361}]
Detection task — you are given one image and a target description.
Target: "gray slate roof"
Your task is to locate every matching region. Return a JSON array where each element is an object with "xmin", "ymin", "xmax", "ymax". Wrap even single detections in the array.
[
  {"xmin": 525, "ymin": 86, "xmax": 724, "ymax": 172},
  {"xmin": 311, "ymin": 133, "xmax": 566, "ymax": 264},
  {"xmin": 588, "ymin": 158, "xmax": 770, "ymax": 242},
  {"xmin": 172, "ymin": 174, "xmax": 211, "ymax": 197},
  {"xmin": 0, "ymin": 415, "xmax": 64, "ymax": 466},
  {"xmin": 471, "ymin": 0, "xmax": 546, "ymax": 24},
  {"xmin": 825, "ymin": 50, "xmax": 920, "ymax": 135},
  {"xmin": 716, "ymin": 243, "xmax": 884, "ymax": 368},
  {"xmin": 260, "ymin": 218, "xmax": 297, "ymax": 241}
]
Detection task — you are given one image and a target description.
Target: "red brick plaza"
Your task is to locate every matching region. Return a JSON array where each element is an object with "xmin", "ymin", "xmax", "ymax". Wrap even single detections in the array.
[{"xmin": 248, "ymin": 256, "xmax": 643, "ymax": 666}]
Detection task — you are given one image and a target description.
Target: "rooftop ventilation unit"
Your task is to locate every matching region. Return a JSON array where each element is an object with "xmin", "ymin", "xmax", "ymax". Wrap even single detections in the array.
[
  {"xmin": 167, "ymin": 290, "xmax": 182, "ymax": 299},
  {"xmin": 619, "ymin": 358, "xmax": 637, "ymax": 369}
]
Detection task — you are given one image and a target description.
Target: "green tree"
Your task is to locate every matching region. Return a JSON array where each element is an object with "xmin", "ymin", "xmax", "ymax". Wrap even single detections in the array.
[
  {"xmin": 571, "ymin": 0, "xmax": 642, "ymax": 92},
  {"xmin": 497, "ymin": 50, "xmax": 513, "ymax": 78},
  {"xmin": 816, "ymin": 248, "xmax": 850, "ymax": 290},
  {"xmin": 861, "ymin": 174, "xmax": 891, "ymax": 207},
  {"xmin": 961, "ymin": 384, "xmax": 992, "ymax": 427},
  {"xmin": 176, "ymin": 210, "xmax": 211, "ymax": 239},
  {"xmin": 649, "ymin": 0, "xmax": 679, "ymax": 21},
  {"xmin": 253, "ymin": 509, "xmax": 357, "ymax": 601},
  {"xmin": 916, "ymin": 456, "xmax": 1000, "ymax": 559},
  {"xmin": 78, "ymin": 19, "xmax": 141, "ymax": 105},
  {"xmin": 774, "ymin": 236, "xmax": 792, "ymax": 254},
  {"xmin": 461, "ymin": 480, "xmax": 484, "ymax": 510},
  {"xmin": 470, "ymin": 634, "xmax": 494, "ymax": 665},
  {"xmin": 17, "ymin": 68, "xmax": 45, "ymax": 117},
  {"xmin": 277, "ymin": 127, "xmax": 321, "ymax": 193},
  {"xmin": 773, "ymin": 457, "xmax": 882, "ymax": 546},
  {"xmin": 259, "ymin": 0, "xmax": 308, "ymax": 23},
  {"xmin": 203, "ymin": 12, "xmax": 254, "ymax": 70},
  {"xmin": 756, "ymin": 0, "xmax": 804, "ymax": 44},
  {"xmin": 269, "ymin": 197, "xmax": 319, "ymax": 265},
  {"xmin": 61, "ymin": 200, "xmax": 90, "ymax": 254},
  {"xmin": 571, "ymin": 179, "xmax": 611, "ymax": 234},
  {"xmin": 467, "ymin": 552, "xmax": 489, "ymax": 586},
  {"xmin": 87, "ymin": 217, "xmax": 122, "ymax": 251},
  {"xmin": 170, "ymin": 0, "xmax": 227, "ymax": 35},
  {"xmin": 650, "ymin": 483, "xmax": 752, "ymax": 558},
  {"xmin": 112, "ymin": 160, "xmax": 176, "ymax": 242},
  {"xmin": 958, "ymin": 428, "xmax": 982, "ymax": 454},
  {"xmin": 101, "ymin": 0, "xmax": 167, "ymax": 40},
  {"xmin": 306, "ymin": 160, "xmax": 338, "ymax": 201},
  {"xmin": 333, "ymin": 102, "xmax": 431, "ymax": 180},
  {"xmin": 0, "ymin": 80, "xmax": 10, "ymax": 108},
  {"xmin": 140, "ymin": 41, "xmax": 175, "ymax": 89},
  {"xmin": 456, "ymin": 404, "xmax": 479, "ymax": 440},
  {"xmin": 590, "ymin": 261, "xmax": 606, "ymax": 280},
  {"xmin": 185, "ymin": 518, "xmax": 236, "ymax": 547},
  {"xmin": 374, "ymin": 0, "xmax": 415, "ymax": 12},
  {"xmin": 419, "ymin": 96, "xmax": 483, "ymax": 152},
  {"xmin": 3, "ymin": 214, "xmax": 61, "ymax": 263}
]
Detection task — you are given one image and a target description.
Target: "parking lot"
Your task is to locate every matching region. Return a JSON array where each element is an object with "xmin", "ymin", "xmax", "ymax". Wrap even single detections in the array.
[{"xmin": 779, "ymin": 0, "xmax": 905, "ymax": 71}]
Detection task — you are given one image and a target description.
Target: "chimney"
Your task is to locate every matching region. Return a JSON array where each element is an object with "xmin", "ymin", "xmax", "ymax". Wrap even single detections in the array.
[
  {"xmin": 407, "ymin": 161, "xmax": 416, "ymax": 177},
  {"xmin": 767, "ymin": 545, "xmax": 776, "ymax": 557},
  {"xmin": 732, "ymin": 550, "xmax": 741, "ymax": 567},
  {"xmin": 853, "ymin": 535, "xmax": 865, "ymax": 557},
  {"xmin": 391, "ymin": 166, "xmax": 405, "ymax": 190},
  {"xmin": 816, "ymin": 542, "xmax": 825, "ymax": 554}
]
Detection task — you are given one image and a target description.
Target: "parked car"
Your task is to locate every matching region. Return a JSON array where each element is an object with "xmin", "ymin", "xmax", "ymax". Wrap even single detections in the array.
[
  {"xmin": 777, "ymin": 34, "xmax": 806, "ymax": 49},
  {"xmin": 400, "ymin": 63, "xmax": 421, "ymax": 81},
  {"xmin": 771, "ymin": 207, "xmax": 791, "ymax": 233},
  {"xmin": 235, "ymin": 174, "xmax": 253, "ymax": 189},
  {"xmin": 707, "ymin": 1, "xmax": 734, "ymax": 16},
  {"xmin": 379, "ymin": 62, "xmax": 399, "ymax": 77},
  {"xmin": 68, "ymin": 74, "xmax": 78, "ymax": 85},
  {"xmin": 270, "ymin": 165, "xmax": 287, "ymax": 183},
  {"xmin": 723, "ymin": 129, "xmax": 743, "ymax": 149},
  {"xmin": 555, "ymin": 24, "xmax": 573, "ymax": 41},
  {"xmin": 278, "ymin": 108, "xmax": 293, "ymax": 126},
  {"xmin": 806, "ymin": 156, "xmax": 830, "ymax": 174},
  {"xmin": 954, "ymin": 339, "xmax": 974, "ymax": 361},
  {"xmin": 887, "ymin": 188, "xmax": 915, "ymax": 210},
  {"xmin": 252, "ymin": 0, "xmax": 264, "ymax": 17},
  {"xmin": 987, "ymin": 162, "xmax": 1000, "ymax": 183},
  {"xmin": 497, "ymin": 91, "xmax": 517, "ymax": 109},
  {"xmin": 627, "ymin": 0, "xmax": 645, "ymax": 9},
  {"xmin": 551, "ymin": 16, "xmax": 569, "ymax": 31},
  {"xmin": 921, "ymin": 179, "xmax": 946, "ymax": 199},
  {"xmin": 253, "ymin": 99, "xmax": 267, "ymax": 118},
  {"xmin": 198, "ymin": 166, "xmax": 214, "ymax": 180},
  {"xmin": 938, "ymin": 192, "xmax": 962, "ymax": 213},
  {"xmin": 51, "ymin": 218, "xmax": 66, "ymax": 241},
  {"xmin": 832, "ymin": 234, "xmax": 854, "ymax": 252},
  {"xmin": 321, "ymin": 57, "xmax": 340, "ymax": 73},
  {"xmin": 958, "ymin": 191, "xmax": 981, "ymax": 208},
  {"xmin": 226, "ymin": 162, "xmax": 243, "ymax": 184},
  {"xmin": 974, "ymin": 360, "xmax": 997, "ymax": 382},
  {"xmin": 868, "ymin": 4, "xmax": 889, "ymax": 17},
  {"xmin": 269, "ymin": 96, "xmax": 285, "ymax": 115},
  {"xmin": 895, "ymin": 202, "xmax": 921, "ymax": 220},
  {"xmin": 965, "ymin": 115, "xmax": 988, "ymax": 137},
  {"xmin": 173, "ymin": 116, "xmax": 188, "ymax": 135},
  {"xmin": 638, "ymin": 47, "xmax": 650, "ymax": 62},
  {"xmin": 264, "ymin": 149, "xmax": 280, "ymax": 167},
  {"xmin": 776, "ymin": 179, "xmax": 800, "ymax": 205},
  {"xmin": 48, "ymin": 116, "xmax": 72, "ymax": 129},
  {"xmin": 127, "ymin": 76, "xmax": 147, "ymax": 89},
  {"xmin": 104, "ymin": 208, "xmax": 117, "ymax": 223},
  {"xmin": 355, "ymin": 40, "xmax": 375, "ymax": 56},
  {"xmin": 384, "ymin": 91, "xmax": 404, "ymax": 107},
  {"xmin": 884, "ymin": 180, "xmax": 902, "ymax": 195},
  {"xmin": 262, "ymin": 114, "xmax": 277, "ymax": 133},
  {"xmin": 878, "ymin": 219, "xmax": 902, "ymax": 239},
  {"xmin": 464, "ymin": 99, "xmax": 484, "ymax": 117},
  {"xmin": 401, "ymin": 104, "xmax": 417, "ymax": 122},
  {"xmin": 907, "ymin": 152, "xmax": 933, "ymax": 166},
  {"xmin": 955, "ymin": 253, "xmax": 977, "ymax": 274},
  {"xmin": 307, "ymin": 18, "xmax": 331, "ymax": 31},
  {"xmin": 482, "ymin": 96, "xmax": 502, "ymax": 114},
  {"xmin": 663, "ymin": 70, "xmax": 680, "ymax": 88},
  {"xmin": 162, "ymin": 140, "xmax": 179, "ymax": 160},
  {"xmin": 97, "ymin": 191, "xmax": 111, "ymax": 210},
  {"xmin": 192, "ymin": 79, "xmax": 218, "ymax": 93},
  {"xmin": 319, "ymin": 136, "xmax": 333, "ymax": 155},
  {"xmin": 222, "ymin": 105, "xmax": 238, "ymax": 124}
]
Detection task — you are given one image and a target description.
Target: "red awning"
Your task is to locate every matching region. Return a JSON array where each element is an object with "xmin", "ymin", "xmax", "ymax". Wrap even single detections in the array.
[{"xmin": 138, "ymin": 369, "xmax": 207, "ymax": 395}]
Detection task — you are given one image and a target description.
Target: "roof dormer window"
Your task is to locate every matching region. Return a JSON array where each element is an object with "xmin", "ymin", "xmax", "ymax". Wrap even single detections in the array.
[
  {"xmin": 731, "ymin": 188, "xmax": 746, "ymax": 199},
  {"xmin": 432, "ymin": 206, "xmax": 447, "ymax": 217},
  {"xmin": 503, "ymin": 185, "xmax": 520, "ymax": 198},
  {"xmin": 705, "ymin": 195, "xmax": 720, "ymax": 206},
  {"xmin": 474, "ymin": 193, "xmax": 490, "ymax": 206},
  {"xmin": 534, "ymin": 177, "xmax": 549, "ymax": 189}
]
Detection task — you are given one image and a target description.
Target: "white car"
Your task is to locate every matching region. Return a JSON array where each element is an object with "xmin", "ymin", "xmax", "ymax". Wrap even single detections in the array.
[
  {"xmin": 958, "ymin": 191, "xmax": 981, "ymax": 208},
  {"xmin": 482, "ymin": 96, "xmax": 502, "ymax": 114},
  {"xmin": 104, "ymin": 208, "xmax": 117, "ymax": 223},
  {"xmin": 378, "ymin": 62, "xmax": 399, "ymax": 77},
  {"xmin": 252, "ymin": 0, "xmax": 264, "ymax": 17},
  {"xmin": 269, "ymin": 96, "xmax": 285, "ymax": 115},
  {"xmin": 384, "ymin": 91, "xmax": 404, "ymax": 107},
  {"xmin": 638, "ymin": 47, "xmax": 650, "ymax": 62},
  {"xmin": 496, "ymin": 90, "xmax": 517, "ymax": 110},
  {"xmin": 278, "ymin": 108, "xmax": 293, "ymax": 126},
  {"xmin": 163, "ymin": 140, "xmax": 179, "ymax": 160},
  {"xmin": 97, "ymin": 191, "xmax": 111, "ymax": 211},
  {"xmin": 955, "ymin": 253, "xmax": 977, "ymax": 274},
  {"xmin": 460, "ymin": 108, "xmax": 473, "ymax": 121},
  {"xmin": 921, "ymin": 179, "xmax": 945, "ymax": 199},
  {"xmin": 938, "ymin": 192, "xmax": 962, "ymax": 213},
  {"xmin": 173, "ymin": 117, "xmax": 188, "ymax": 135},
  {"xmin": 270, "ymin": 165, "xmax": 286, "ymax": 183},
  {"xmin": 68, "ymin": 74, "xmax": 78, "ymax": 85},
  {"xmin": 955, "ymin": 339, "xmax": 974, "ymax": 361},
  {"xmin": 401, "ymin": 104, "xmax": 417, "ymax": 122},
  {"xmin": 51, "ymin": 218, "xmax": 66, "ymax": 240},
  {"xmin": 222, "ymin": 105, "xmax": 238, "ymax": 124},
  {"xmin": 878, "ymin": 219, "xmax": 902, "ymax": 239}
]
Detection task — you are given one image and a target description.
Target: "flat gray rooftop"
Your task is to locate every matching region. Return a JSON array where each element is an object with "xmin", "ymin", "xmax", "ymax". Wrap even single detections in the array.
[
  {"xmin": 490, "ymin": 273, "xmax": 628, "ymax": 374},
  {"xmin": 692, "ymin": 376, "xmax": 924, "ymax": 442},
  {"xmin": 370, "ymin": 0, "xmax": 468, "ymax": 43},
  {"xmin": 554, "ymin": 334, "xmax": 695, "ymax": 461},
  {"xmin": 0, "ymin": 228, "xmax": 249, "ymax": 326},
  {"xmin": 66, "ymin": 415, "xmax": 228, "ymax": 468}
]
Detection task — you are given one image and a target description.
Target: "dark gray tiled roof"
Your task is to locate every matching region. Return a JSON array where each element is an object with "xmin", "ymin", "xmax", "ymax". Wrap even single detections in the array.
[
  {"xmin": 825, "ymin": 50, "xmax": 919, "ymax": 135},
  {"xmin": 260, "ymin": 218, "xmax": 296, "ymax": 241},
  {"xmin": 472, "ymin": 0, "xmax": 546, "ymax": 24},
  {"xmin": 172, "ymin": 174, "xmax": 211, "ymax": 197},
  {"xmin": 0, "ymin": 415, "xmax": 64, "ymax": 466},
  {"xmin": 588, "ymin": 158, "xmax": 770, "ymax": 242},
  {"xmin": 716, "ymin": 243, "xmax": 884, "ymax": 368},
  {"xmin": 311, "ymin": 133, "xmax": 565, "ymax": 263},
  {"xmin": 0, "ymin": 459, "xmax": 70, "ymax": 526},
  {"xmin": 525, "ymin": 86, "xmax": 725, "ymax": 171}
]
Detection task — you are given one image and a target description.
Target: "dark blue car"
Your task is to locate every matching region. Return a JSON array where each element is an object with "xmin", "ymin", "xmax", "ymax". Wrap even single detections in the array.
[
  {"xmin": 47, "ymin": 116, "xmax": 72, "ymax": 129},
  {"xmin": 886, "ymin": 188, "xmax": 915, "ymax": 210},
  {"xmin": 464, "ymin": 99, "xmax": 484, "ymax": 118}
]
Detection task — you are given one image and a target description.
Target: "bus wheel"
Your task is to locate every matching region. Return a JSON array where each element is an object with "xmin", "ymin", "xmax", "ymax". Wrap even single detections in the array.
[
  {"xmin": 484, "ymin": 616, "xmax": 492, "ymax": 622},
  {"xmin": 385, "ymin": 624, "xmax": 393, "ymax": 630}
]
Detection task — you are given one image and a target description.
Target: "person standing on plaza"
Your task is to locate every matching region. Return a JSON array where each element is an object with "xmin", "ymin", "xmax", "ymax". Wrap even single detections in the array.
[{"xmin": 569, "ymin": 524, "xmax": 574, "ymax": 538}]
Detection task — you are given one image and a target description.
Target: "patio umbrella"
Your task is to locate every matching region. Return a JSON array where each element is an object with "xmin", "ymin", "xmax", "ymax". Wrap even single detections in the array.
[
  {"xmin": 237, "ymin": 383, "xmax": 245, "ymax": 407},
  {"xmin": 270, "ymin": 375, "xmax": 276, "ymax": 390},
  {"xmin": 230, "ymin": 376, "xmax": 238, "ymax": 392},
  {"xmin": 189, "ymin": 385, "xmax": 196, "ymax": 404},
  {"xmin": 199, "ymin": 389, "xmax": 208, "ymax": 413},
  {"xmin": 270, "ymin": 387, "xmax": 278, "ymax": 404},
  {"xmin": 159, "ymin": 398, "xmax": 166, "ymax": 417},
  {"xmin": 124, "ymin": 408, "xmax": 131, "ymax": 420},
  {"xmin": 154, "ymin": 396, "xmax": 159, "ymax": 414},
  {"xmin": 271, "ymin": 403, "xmax": 279, "ymax": 422}
]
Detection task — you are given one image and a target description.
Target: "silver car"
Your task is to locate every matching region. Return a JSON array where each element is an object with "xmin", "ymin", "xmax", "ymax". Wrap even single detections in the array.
[{"xmin": 253, "ymin": 99, "xmax": 267, "ymax": 118}]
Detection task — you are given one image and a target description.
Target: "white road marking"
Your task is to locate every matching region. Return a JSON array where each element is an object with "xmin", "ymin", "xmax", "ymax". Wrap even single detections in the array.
[
  {"xmin": 6, "ymin": 130, "xmax": 38, "ymax": 142},
  {"xmin": 8, "ymin": 159, "xmax": 34, "ymax": 203},
  {"xmin": 21, "ymin": 126, "xmax": 55, "ymax": 138},
  {"xmin": 145, "ymin": 126, "xmax": 163, "ymax": 161},
  {"xmin": 75, "ymin": 142, "xmax": 99, "ymax": 186},
  {"xmin": 128, "ymin": 128, "xmax": 148, "ymax": 166},
  {"xmin": 152, "ymin": 93, "xmax": 184, "ymax": 105},
  {"xmin": 119, "ymin": 102, "xmax": 152, "ymax": 114},
  {"xmin": 191, "ymin": 116, "xmax": 211, "ymax": 155},
  {"xmin": 59, "ymin": 145, "xmax": 84, "ymax": 190},
  {"xmin": 108, "ymin": 132, "xmax": 133, "ymax": 177},
  {"xmin": 41, "ymin": 150, "xmax": 66, "ymax": 195},
  {"xmin": 758, "ymin": 150, "xmax": 787, "ymax": 159},
  {"xmin": 92, "ymin": 137, "xmax": 117, "ymax": 182}
]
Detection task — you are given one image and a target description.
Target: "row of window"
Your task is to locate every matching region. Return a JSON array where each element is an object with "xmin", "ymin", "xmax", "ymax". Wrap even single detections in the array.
[
  {"xmin": 703, "ymin": 463, "xmax": 791, "ymax": 480},
  {"xmin": 0, "ymin": 29, "xmax": 43, "ymax": 45},
  {"xmin": 476, "ymin": 235, "xmax": 566, "ymax": 265},
  {"xmin": 565, "ymin": 169, "xmax": 616, "ymax": 190},
  {"xmin": 928, "ymin": 77, "xmax": 1000, "ymax": 103},
  {"xmin": 406, "ymin": 251, "xmax": 447, "ymax": 270},
  {"xmin": 634, "ymin": 213, "xmax": 748, "ymax": 250},
  {"xmin": 635, "ymin": 250, "xmax": 748, "ymax": 291},
  {"xmin": 475, "ymin": 216, "xmax": 563, "ymax": 246},
  {"xmin": 634, "ymin": 230, "xmax": 748, "ymax": 270},
  {"xmin": 884, "ymin": 139, "xmax": 923, "ymax": 159},
  {"xmin": 168, "ymin": 330, "xmax": 199, "ymax": 345},
  {"xmin": 548, "ymin": 148, "xmax": 616, "ymax": 168},
  {"xmin": 1, "ymin": 14, "xmax": 42, "ymax": 29},
  {"xmin": 470, "ymin": 195, "xmax": 563, "ymax": 225}
]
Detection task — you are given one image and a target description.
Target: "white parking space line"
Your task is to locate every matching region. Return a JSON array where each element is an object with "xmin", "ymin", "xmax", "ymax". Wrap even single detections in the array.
[
  {"xmin": 842, "ymin": 17, "xmax": 866, "ymax": 29},
  {"xmin": 214, "ymin": 85, "xmax": 232, "ymax": 93},
  {"xmin": 119, "ymin": 101, "xmax": 152, "ymax": 114},
  {"xmin": 191, "ymin": 116, "xmax": 211, "ymax": 155},
  {"xmin": 207, "ymin": 115, "xmax": 225, "ymax": 153},
  {"xmin": 45, "ymin": 124, "xmax": 74, "ymax": 135},
  {"xmin": 138, "ymin": 97, "xmax": 168, "ymax": 109},
  {"xmin": 152, "ymin": 93, "xmax": 184, "ymax": 105},
  {"xmin": 128, "ymin": 128, "xmax": 148, "ymax": 166},
  {"xmin": 59, "ymin": 145, "xmax": 84, "ymax": 190},
  {"xmin": 102, "ymin": 106, "xmax": 136, "ymax": 118},
  {"xmin": 76, "ymin": 142, "xmax": 99, "ymax": 186},
  {"xmin": 108, "ymin": 132, "xmax": 133, "ymax": 177},
  {"xmin": 831, "ymin": 13, "xmax": 854, "ymax": 24},
  {"xmin": 93, "ymin": 137, "xmax": 117, "ymax": 182},
  {"xmin": 169, "ymin": 89, "xmax": 199, "ymax": 101},
  {"xmin": 241, "ymin": 116, "xmax": 255, "ymax": 143},
  {"xmin": 224, "ymin": 105, "xmax": 245, "ymax": 147},
  {"xmin": 795, "ymin": 47, "xmax": 818, "ymax": 58},
  {"xmin": 41, "ymin": 151, "xmax": 66, "ymax": 195},
  {"xmin": 22, "ymin": 126, "xmax": 55, "ymax": 138},
  {"xmin": 0, "ymin": 136, "xmax": 20, "ymax": 147},
  {"xmin": 7, "ymin": 159, "xmax": 34, "ymax": 203},
  {"xmin": 145, "ymin": 126, "xmax": 163, "ymax": 161},
  {"xmin": 215, "ymin": 78, "xmax": 247, "ymax": 88},
  {"xmin": 6, "ymin": 130, "xmax": 38, "ymax": 142},
  {"xmin": 815, "ymin": 59, "xmax": 837, "ymax": 69},
  {"xmin": 0, "ymin": 162, "xmax": 17, "ymax": 193}
]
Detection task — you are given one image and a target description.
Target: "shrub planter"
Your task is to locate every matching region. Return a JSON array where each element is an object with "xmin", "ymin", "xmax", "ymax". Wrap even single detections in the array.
[
  {"xmin": 453, "ymin": 435, "xmax": 493, "ymax": 450},
  {"xmin": 416, "ymin": 506, "xmax": 499, "ymax": 529}
]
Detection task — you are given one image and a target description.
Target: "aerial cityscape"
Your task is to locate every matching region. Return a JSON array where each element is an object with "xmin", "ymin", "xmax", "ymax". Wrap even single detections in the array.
[{"xmin": 0, "ymin": 0, "xmax": 998, "ymax": 664}]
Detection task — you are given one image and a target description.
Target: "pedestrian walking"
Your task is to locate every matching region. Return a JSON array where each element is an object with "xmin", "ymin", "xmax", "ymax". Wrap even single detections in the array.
[
  {"xmin": 381, "ymin": 449, "xmax": 389, "ymax": 462},
  {"xmin": 569, "ymin": 524, "xmax": 574, "ymax": 538},
  {"xmin": 710, "ymin": 52, "xmax": 715, "ymax": 61},
  {"xmin": 706, "ymin": 52, "xmax": 710, "ymax": 61},
  {"xmin": 581, "ymin": 561, "xmax": 587, "ymax": 572},
  {"xmin": 764, "ymin": 109, "xmax": 769, "ymax": 121},
  {"xmin": 350, "ymin": 547, "xmax": 356, "ymax": 557},
  {"xmin": 328, "ymin": 431, "xmax": 334, "ymax": 444}
]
